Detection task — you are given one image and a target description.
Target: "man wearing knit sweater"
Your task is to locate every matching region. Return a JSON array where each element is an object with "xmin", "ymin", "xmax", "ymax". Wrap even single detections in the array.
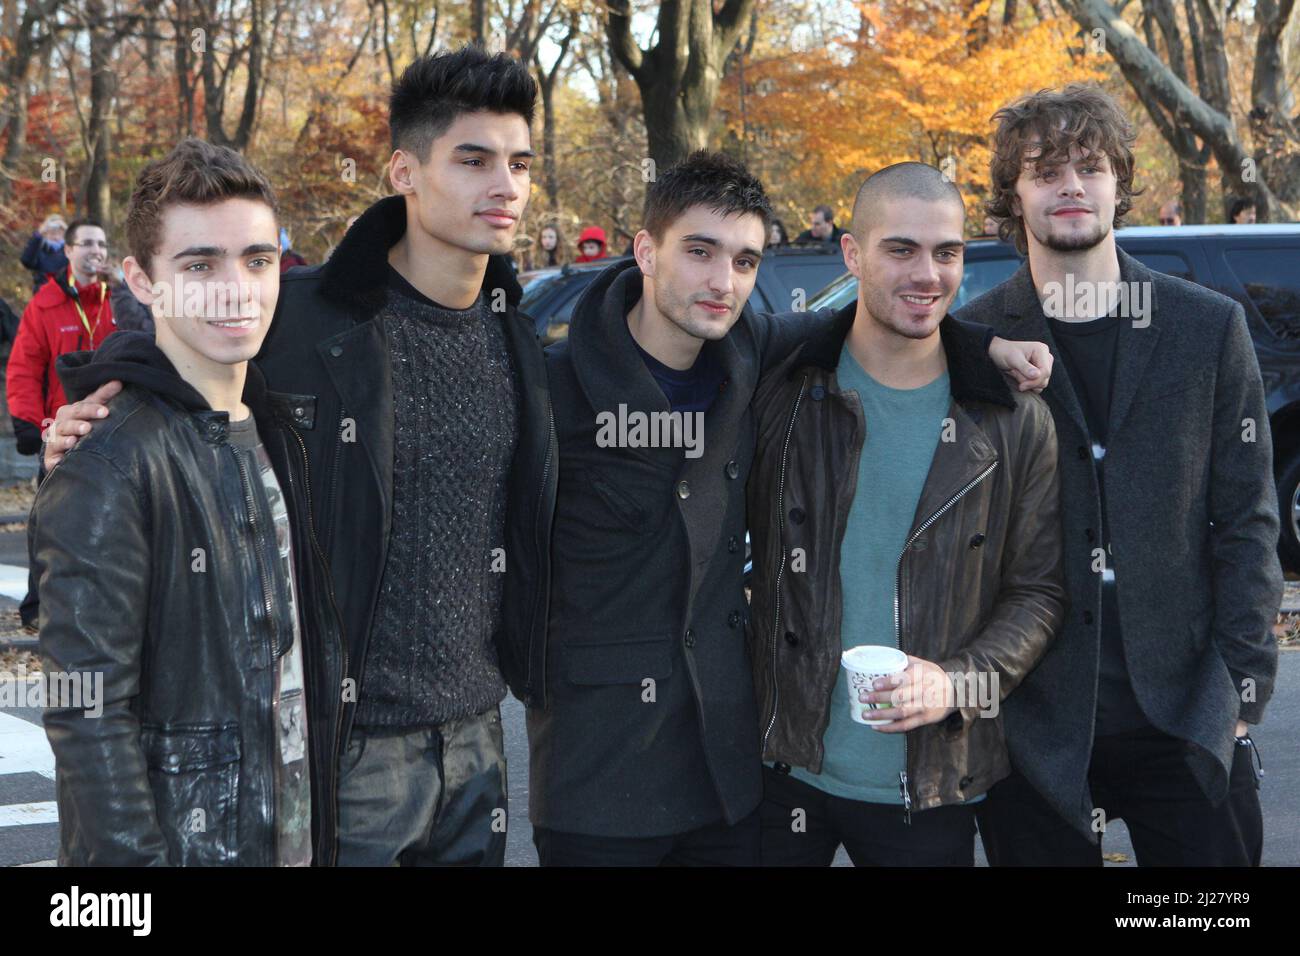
[{"xmin": 45, "ymin": 46, "xmax": 550, "ymax": 867}]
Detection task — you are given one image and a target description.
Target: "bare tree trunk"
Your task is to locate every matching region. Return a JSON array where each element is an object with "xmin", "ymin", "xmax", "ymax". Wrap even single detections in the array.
[
  {"xmin": 471, "ymin": 0, "xmax": 488, "ymax": 46},
  {"xmin": 84, "ymin": 0, "xmax": 115, "ymax": 225},
  {"xmin": 534, "ymin": 10, "xmax": 575, "ymax": 210},
  {"xmin": 0, "ymin": 0, "xmax": 65, "ymax": 201},
  {"xmin": 173, "ymin": 0, "xmax": 197, "ymax": 136},
  {"xmin": 229, "ymin": 0, "xmax": 263, "ymax": 149},
  {"xmin": 606, "ymin": 0, "xmax": 758, "ymax": 170},
  {"xmin": 1134, "ymin": 0, "xmax": 1208, "ymax": 221},
  {"xmin": 1056, "ymin": 0, "xmax": 1294, "ymax": 221},
  {"xmin": 1250, "ymin": 0, "xmax": 1300, "ymax": 208}
]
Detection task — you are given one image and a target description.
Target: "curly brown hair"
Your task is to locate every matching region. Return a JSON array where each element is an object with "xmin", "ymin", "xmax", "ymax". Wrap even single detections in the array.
[
  {"xmin": 126, "ymin": 138, "xmax": 278, "ymax": 274},
  {"xmin": 986, "ymin": 84, "xmax": 1140, "ymax": 254}
]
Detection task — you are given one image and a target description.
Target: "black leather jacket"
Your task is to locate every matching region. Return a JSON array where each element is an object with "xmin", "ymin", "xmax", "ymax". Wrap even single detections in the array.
[{"xmin": 34, "ymin": 331, "xmax": 346, "ymax": 865}]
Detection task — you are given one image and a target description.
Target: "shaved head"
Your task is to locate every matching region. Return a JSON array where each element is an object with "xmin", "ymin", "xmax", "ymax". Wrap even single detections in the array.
[{"xmin": 850, "ymin": 162, "xmax": 965, "ymax": 239}]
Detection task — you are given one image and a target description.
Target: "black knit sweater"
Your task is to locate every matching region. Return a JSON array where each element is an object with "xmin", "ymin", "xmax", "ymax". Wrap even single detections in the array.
[{"xmin": 353, "ymin": 267, "xmax": 517, "ymax": 728}]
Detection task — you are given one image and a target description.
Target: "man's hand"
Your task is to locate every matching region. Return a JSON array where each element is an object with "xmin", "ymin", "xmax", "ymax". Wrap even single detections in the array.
[
  {"xmin": 862, "ymin": 655, "xmax": 956, "ymax": 733},
  {"xmin": 43, "ymin": 381, "xmax": 122, "ymax": 470},
  {"xmin": 1235, "ymin": 719, "xmax": 1248, "ymax": 739},
  {"xmin": 989, "ymin": 336, "xmax": 1052, "ymax": 393}
]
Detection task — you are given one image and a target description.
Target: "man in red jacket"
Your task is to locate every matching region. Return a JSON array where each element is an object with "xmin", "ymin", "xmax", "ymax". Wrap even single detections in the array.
[{"xmin": 6, "ymin": 217, "xmax": 116, "ymax": 628}]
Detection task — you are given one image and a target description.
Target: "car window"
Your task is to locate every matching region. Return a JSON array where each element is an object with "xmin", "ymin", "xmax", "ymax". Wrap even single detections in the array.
[
  {"xmin": 551, "ymin": 285, "xmax": 586, "ymax": 324},
  {"xmin": 806, "ymin": 272, "xmax": 856, "ymax": 312},
  {"xmin": 1223, "ymin": 248, "xmax": 1300, "ymax": 339},
  {"xmin": 520, "ymin": 276, "xmax": 562, "ymax": 314},
  {"xmin": 1129, "ymin": 251, "xmax": 1193, "ymax": 281},
  {"xmin": 765, "ymin": 258, "xmax": 847, "ymax": 311},
  {"xmin": 954, "ymin": 257, "xmax": 1020, "ymax": 308}
]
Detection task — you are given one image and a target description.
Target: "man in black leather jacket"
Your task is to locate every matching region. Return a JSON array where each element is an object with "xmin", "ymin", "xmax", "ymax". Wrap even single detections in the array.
[{"xmin": 32, "ymin": 139, "xmax": 345, "ymax": 866}]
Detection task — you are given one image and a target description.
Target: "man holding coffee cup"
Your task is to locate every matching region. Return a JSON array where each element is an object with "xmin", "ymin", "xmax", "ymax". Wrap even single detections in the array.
[{"xmin": 746, "ymin": 162, "xmax": 1066, "ymax": 866}]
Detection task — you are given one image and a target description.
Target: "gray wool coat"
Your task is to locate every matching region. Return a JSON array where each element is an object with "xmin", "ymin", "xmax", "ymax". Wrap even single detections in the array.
[{"xmin": 955, "ymin": 247, "xmax": 1282, "ymax": 838}]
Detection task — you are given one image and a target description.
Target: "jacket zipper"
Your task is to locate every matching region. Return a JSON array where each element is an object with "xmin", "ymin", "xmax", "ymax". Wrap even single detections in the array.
[
  {"xmin": 286, "ymin": 422, "xmax": 349, "ymax": 866},
  {"xmin": 893, "ymin": 459, "xmax": 999, "ymax": 824},
  {"xmin": 230, "ymin": 444, "xmax": 277, "ymax": 634},
  {"xmin": 228, "ymin": 441, "xmax": 279, "ymax": 852},
  {"xmin": 325, "ymin": 413, "xmax": 345, "ymax": 548},
  {"xmin": 763, "ymin": 373, "xmax": 808, "ymax": 753},
  {"xmin": 525, "ymin": 400, "xmax": 555, "ymax": 701}
]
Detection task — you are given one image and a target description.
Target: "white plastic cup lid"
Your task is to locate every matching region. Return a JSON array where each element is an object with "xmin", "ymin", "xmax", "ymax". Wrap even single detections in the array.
[{"xmin": 841, "ymin": 645, "xmax": 908, "ymax": 675}]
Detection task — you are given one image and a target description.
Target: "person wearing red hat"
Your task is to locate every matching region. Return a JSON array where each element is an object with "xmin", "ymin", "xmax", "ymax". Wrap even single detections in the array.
[{"xmin": 574, "ymin": 225, "xmax": 607, "ymax": 262}]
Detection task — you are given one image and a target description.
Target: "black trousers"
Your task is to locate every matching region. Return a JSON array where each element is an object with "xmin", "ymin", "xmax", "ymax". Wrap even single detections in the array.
[
  {"xmin": 759, "ymin": 766, "xmax": 977, "ymax": 866},
  {"xmin": 533, "ymin": 810, "xmax": 760, "ymax": 866},
  {"xmin": 20, "ymin": 460, "xmax": 46, "ymax": 628},
  {"xmin": 976, "ymin": 726, "xmax": 1264, "ymax": 866}
]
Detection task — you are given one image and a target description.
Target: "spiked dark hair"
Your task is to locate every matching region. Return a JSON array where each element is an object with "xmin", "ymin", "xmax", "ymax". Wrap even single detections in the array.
[{"xmin": 389, "ymin": 45, "xmax": 537, "ymax": 160}]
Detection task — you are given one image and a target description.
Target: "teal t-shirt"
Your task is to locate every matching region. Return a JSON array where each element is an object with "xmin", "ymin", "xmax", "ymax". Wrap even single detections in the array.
[{"xmin": 786, "ymin": 347, "xmax": 950, "ymax": 803}]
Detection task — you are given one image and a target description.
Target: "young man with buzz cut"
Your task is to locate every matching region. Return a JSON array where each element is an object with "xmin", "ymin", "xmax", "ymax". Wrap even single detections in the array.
[
  {"xmin": 957, "ymin": 83, "xmax": 1282, "ymax": 866},
  {"xmin": 46, "ymin": 45, "xmax": 552, "ymax": 867},
  {"xmin": 747, "ymin": 162, "xmax": 1066, "ymax": 866},
  {"xmin": 34, "ymin": 138, "xmax": 345, "ymax": 866},
  {"xmin": 528, "ymin": 152, "xmax": 1056, "ymax": 866}
]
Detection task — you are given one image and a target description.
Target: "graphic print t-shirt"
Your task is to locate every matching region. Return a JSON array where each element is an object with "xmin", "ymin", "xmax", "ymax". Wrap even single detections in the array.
[{"xmin": 227, "ymin": 412, "xmax": 311, "ymax": 867}]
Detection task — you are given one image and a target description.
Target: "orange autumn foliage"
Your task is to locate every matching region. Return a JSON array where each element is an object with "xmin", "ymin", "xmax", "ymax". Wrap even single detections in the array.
[{"xmin": 726, "ymin": 1, "xmax": 1106, "ymax": 232}]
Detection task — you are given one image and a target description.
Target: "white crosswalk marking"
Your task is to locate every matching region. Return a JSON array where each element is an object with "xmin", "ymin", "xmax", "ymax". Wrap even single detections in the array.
[
  {"xmin": 0, "ymin": 801, "xmax": 57, "ymax": 828},
  {"xmin": 0, "ymin": 709, "xmax": 59, "ymax": 862},
  {"xmin": 0, "ymin": 562, "xmax": 28, "ymax": 602},
  {"xmin": 0, "ymin": 709, "xmax": 55, "ymax": 779}
]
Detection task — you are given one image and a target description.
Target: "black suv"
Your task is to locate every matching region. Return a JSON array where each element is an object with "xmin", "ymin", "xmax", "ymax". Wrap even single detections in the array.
[
  {"xmin": 518, "ymin": 242, "xmax": 847, "ymax": 344},
  {"xmin": 807, "ymin": 224, "xmax": 1300, "ymax": 572}
]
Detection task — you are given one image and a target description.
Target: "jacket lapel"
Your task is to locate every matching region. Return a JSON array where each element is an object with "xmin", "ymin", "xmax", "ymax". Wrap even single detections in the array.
[
  {"xmin": 1105, "ymin": 248, "xmax": 1163, "ymax": 440},
  {"xmin": 999, "ymin": 261, "xmax": 1090, "ymax": 439},
  {"xmin": 317, "ymin": 320, "xmax": 394, "ymax": 534},
  {"xmin": 676, "ymin": 324, "xmax": 754, "ymax": 612}
]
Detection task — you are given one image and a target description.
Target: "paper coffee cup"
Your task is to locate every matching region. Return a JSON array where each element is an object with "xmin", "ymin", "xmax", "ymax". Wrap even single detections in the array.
[{"xmin": 841, "ymin": 645, "xmax": 909, "ymax": 726}]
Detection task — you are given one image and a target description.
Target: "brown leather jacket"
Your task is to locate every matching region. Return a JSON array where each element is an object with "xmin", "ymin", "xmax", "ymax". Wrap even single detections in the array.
[{"xmin": 746, "ymin": 306, "xmax": 1066, "ymax": 816}]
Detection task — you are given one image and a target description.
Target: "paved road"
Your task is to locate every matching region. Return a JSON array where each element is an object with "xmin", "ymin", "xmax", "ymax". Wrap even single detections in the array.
[
  {"xmin": 3, "ymin": 501, "xmax": 1295, "ymax": 867},
  {"xmin": 5, "ymin": 653, "xmax": 1296, "ymax": 867}
]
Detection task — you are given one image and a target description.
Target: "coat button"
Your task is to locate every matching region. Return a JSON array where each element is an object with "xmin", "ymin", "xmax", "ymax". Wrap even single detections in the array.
[
  {"xmin": 784, "ymin": 630, "xmax": 799, "ymax": 646},
  {"xmin": 329, "ymin": 345, "xmax": 343, "ymax": 357},
  {"xmin": 789, "ymin": 507, "xmax": 805, "ymax": 524},
  {"xmin": 1084, "ymin": 528, "xmax": 1096, "ymax": 542},
  {"xmin": 728, "ymin": 611, "xmax": 741, "ymax": 628},
  {"xmin": 1083, "ymin": 610, "xmax": 1094, "ymax": 625},
  {"xmin": 676, "ymin": 480, "xmax": 691, "ymax": 500},
  {"xmin": 165, "ymin": 753, "xmax": 181, "ymax": 769},
  {"xmin": 774, "ymin": 762, "xmax": 792, "ymax": 774},
  {"xmin": 684, "ymin": 628, "xmax": 696, "ymax": 648},
  {"xmin": 293, "ymin": 406, "xmax": 305, "ymax": 418},
  {"xmin": 811, "ymin": 385, "xmax": 826, "ymax": 401},
  {"xmin": 969, "ymin": 532, "xmax": 985, "ymax": 549},
  {"xmin": 959, "ymin": 775, "xmax": 974, "ymax": 789},
  {"xmin": 726, "ymin": 460, "xmax": 740, "ymax": 479},
  {"xmin": 1077, "ymin": 446, "xmax": 1088, "ymax": 460},
  {"xmin": 728, "ymin": 535, "xmax": 739, "ymax": 553}
]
